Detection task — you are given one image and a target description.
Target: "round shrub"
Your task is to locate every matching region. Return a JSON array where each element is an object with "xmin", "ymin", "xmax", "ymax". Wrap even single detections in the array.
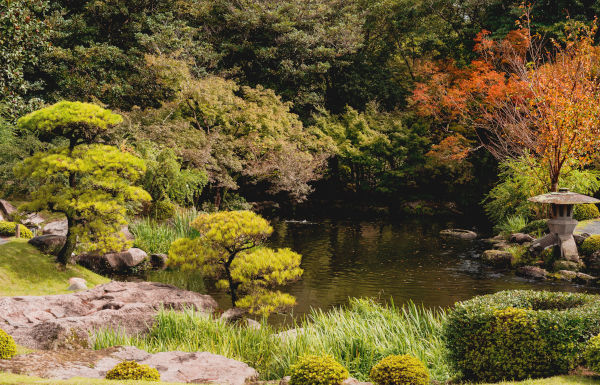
[
  {"xmin": 574, "ymin": 204, "xmax": 600, "ymax": 221},
  {"xmin": 0, "ymin": 221, "xmax": 33, "ymax": 239},
  {"xmin": 0, "ymin": 328, "xmax": 17, "ymax": 359},
  {"xmin": 370, "ymin": 354, "xmax": 429, "ymax": 385},
  {"xmin": 582, "ymin": 235, "xmax": 600, "ymax": 256},
  {"xmin": 149, "ymin": 200, "xmax": 175, "ymax": 220},
  {"xmin": 105, "ymin": 361, "xmax": 160, "ymax": 381},
  {"xmin": 290, "ymin": 355, "xmax": 349, "ymax": 385},
  {"xmin": 519, "ymin": 219, "xmax": 548, "ymax": 235},
  {"xmin": 584, "ymin": 334, "xmax": 600, "ymax": 372},
  {"xmin": 444, "ymin": 290, "xmax": 600, "ymax": 382}
]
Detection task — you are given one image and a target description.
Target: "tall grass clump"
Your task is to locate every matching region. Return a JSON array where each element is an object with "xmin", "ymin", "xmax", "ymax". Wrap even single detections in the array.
[
  {"xmin": 495, "ymin": 215, "xmax": 528, "ymax": 236},
  {"xmin": 93, "ymin": 298, "xmax": 451, "ymax": 382},
  {"xmin": 130, "ymin": 208, "xmax": 199, "ymax": 254}
]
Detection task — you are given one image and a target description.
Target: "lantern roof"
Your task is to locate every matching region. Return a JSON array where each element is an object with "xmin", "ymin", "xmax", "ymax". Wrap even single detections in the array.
[{"xmin": 528, "ymin": 188, "xmax": 600, "ymax": 204}]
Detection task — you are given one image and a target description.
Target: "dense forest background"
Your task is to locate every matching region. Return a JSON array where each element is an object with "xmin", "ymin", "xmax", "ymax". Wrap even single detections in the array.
[{"xmin": 3, "ymin": 0, "xmax": 600, "ymax": 219}]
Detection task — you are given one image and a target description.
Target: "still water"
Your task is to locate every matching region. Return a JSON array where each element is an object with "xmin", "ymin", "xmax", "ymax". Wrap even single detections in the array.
[{"xmin": 205, "ymin": 216, "xmax": 600, "ymax": 317}]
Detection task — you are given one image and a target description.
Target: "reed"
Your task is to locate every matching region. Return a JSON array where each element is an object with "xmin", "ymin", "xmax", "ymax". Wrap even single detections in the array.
[
  {"xmin": 93, "ymin": 298, "xmax": 451, "ymax": 382},
  {"xmin": 130, "ymin": 209, "xmax": 200, "ymax": 254}
]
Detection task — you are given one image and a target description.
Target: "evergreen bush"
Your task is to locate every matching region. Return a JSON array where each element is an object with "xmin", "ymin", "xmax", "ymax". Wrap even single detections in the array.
[
  {"xmin": 105, "ymin": 361, "xmax": 160, "ymax": 381},
  {"xmin": 289, "ymin": 355, "xmax": 348, "ymax": 385},
  {"xmin": 584, "ymin": 334, "xmax": 600, "ymax": 373},
  {"xmin": 444, "ymin": 290, "xmax": 600, "ymax": 382},
  {"xmin": 0, "ymin": 221, "xmax": 33, "ymax": 239},
  {"xmin": 0, "ymin": 329, "xmax": 17, "ymax": 359},
  {"xmin": 582, "ymin": 235, "xmax": 600, "ymax": 256},
  {"xmin": 574, "ymin": 204, "xmax": 600, "ymax": 221},
  {"xmin": 370, "ymin": 354, "xmax": 429, "ymax": 385},
  {"xmin": 149, "ymin": 200, "xmax": 176, "ymax": 220}
]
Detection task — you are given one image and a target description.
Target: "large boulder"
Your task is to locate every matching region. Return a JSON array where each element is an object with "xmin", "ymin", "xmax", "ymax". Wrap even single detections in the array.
[
  {"xmin": 510, "ymin": 233, "xmax": 535, "ymax": 244},
  {"xmin": 481, "ymin": 249, "xmax": 512, "ymax": 267},
  {"xmin": 584, "ymin": 250, "xmax": 600, "ymax": 271},
  {"xmin": 0, "ymin": 346, "xmax": 258, "ymax": 385},
  {"xmin": 28, "ymin": 235, "xmax": 67, "ymax": 256},
  {"xmin": 440, "ymin": 229, "xmax": 478, "ymax": 240},
  {"xmin": 150, "ymin": 253, "xmax": 168, "ymax": 270},
  {"xmin": 0, "ymin": 281, "xmax": 217, "ymax": 350},
  {"xmin": 516, "ymin": 265, "xmax": 548, "ymax": 280},
  {"xmin": 23, "ymin": 212, "xmax": 45, "ymax": 229},
  {"xmin": 0, "ymin": 199, "xmax": 16, "ymax": 220},
  {"xmin": 43, "ymin": 219, "xmax": 68, "ymax": 236},
  {"xmin": 77, "ymin": 248, "xmax": 148, "ymax": 273}
]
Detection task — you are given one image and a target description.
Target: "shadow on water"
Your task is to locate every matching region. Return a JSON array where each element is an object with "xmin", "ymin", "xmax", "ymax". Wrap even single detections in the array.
[{"xmin": 203, "ymin": 215, "xmax": 600, "ymax": 320}]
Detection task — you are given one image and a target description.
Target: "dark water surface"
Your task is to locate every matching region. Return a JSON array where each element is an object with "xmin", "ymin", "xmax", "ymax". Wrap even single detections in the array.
[{"xmin": 205, "ymin": 216, "xmax": 600, "ymax": 318}]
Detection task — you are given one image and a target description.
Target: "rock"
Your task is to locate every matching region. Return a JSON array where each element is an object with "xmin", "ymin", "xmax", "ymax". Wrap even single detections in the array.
[
  {"xmin": 67, "ymin": 278, "xmax": 87, "ymax": 291},
  {"xmin": 481, "ymin": 249, "xmax": 513, "ymax": 267},
  {"xmin": 0, "ymin": 346, "xmax": 258, "ymax": 385},
  {"xmin": 343, "ymin": 378, "xmax": 373, "ymax": 385},
  {"xmin": 574, "ymin": 233, "xmax": 591, "ymax": 246},
  {"xmin": 555, "ymin": 270, "xmax": 577, "ymax": 281},
  {"xmin": 246, "ymin": 319, "xmax": 261, "ymax": 330},
  {"xmin": 42, "ymin": 219, "xmax": 68, "ymax": 236},
  {"xmin": 150, "ymin": 253, "xmax": 168, "ymax": 270},
  {"xmin": 516, "ymin": 266, "xmax": 548, "ymax": 280},
  {"xmin": 585, "ymin": 250, "xmax": 600, "ymax": 271},
  {"xmin": 23, "ymin": 212, "xmax": 45, "ymax": 229},
  {"xmin": 553, "ymin": 259, "xmax": 582, "ymax": 272},
  {"xmin": 574, "ymin": 272, "xmax": 597, "ymax": 285},
  {"xmin": 279, "ymin": 376, "xmax": 291, "ymax": 385},
  {"xmin": 275, "ymin": 328, "xmax": 304, "ymax": 341},
  {"xmin": 510, "ymin": 233, "xmax": 535, "ymax": 244},
  {"xmin": 28, "ymin": 235, "xmax": 66, "ymax": 256},
  {"xmin": 440, "ymin": 229, "xmax": 478, "ymax": 240},
  {"xmin": 0, "ymin": 199, "xmax": 16, "ymax": 219},
  {"xmin": 221, "ymin": 308, "xmax": 247, "ymax": 323},
  {"xmin": 121, "ymin": 225, "xmax": 134, "ymax": 240},
  {"xmin": 77, "ymin": 248, "xmax": 149, "ymax": 273},
  {"xmin": 0, "ymin": 281, "xmax": 217, "ymax": 350}
]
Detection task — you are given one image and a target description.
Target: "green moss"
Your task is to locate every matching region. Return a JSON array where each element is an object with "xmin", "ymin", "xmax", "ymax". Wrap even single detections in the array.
[
  {"xmin": 581, "ymin": 235, "xmax": 600, "ymax": 256},
  {"xmin": 0, "ymin": 329, "xmax": 17, "ymax": 359},
  {"xmin": 370, "ymin": 354, "xmax": 429, "ymax": 385},
  {"xmin": 0, "ymin": 221, "xmax": 33, "ymax": 239},
  {"xmin": 105, "ymin": 361, "xmax": 160, "ymax": 381},
  {"xmin": 0, "ymin": 239, "xmax": 109, "ymax": 296},
  {"xmin": 290, "ymin": 355, "xmax": 349, "ymax": 385}
]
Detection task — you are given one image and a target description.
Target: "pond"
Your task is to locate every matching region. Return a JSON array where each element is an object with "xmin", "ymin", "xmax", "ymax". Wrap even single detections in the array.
[{"xmin": 203, "ymin": 216, "xmax": 600, "ymax": 318}]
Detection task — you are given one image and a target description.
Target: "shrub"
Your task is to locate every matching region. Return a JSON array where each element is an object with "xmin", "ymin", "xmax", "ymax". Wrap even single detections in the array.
[
  {"xmin": 290, "ymin": 355, "xmax": 349, "ymax": 385},
  {"xmin": 574, "ymin": 203, "xmax": 600, "ymax": 221},
  {"xmin": 149, "ymin": 200, "xmax": 175, "ymax": 220},
  {"xmin": 370, "ymin": 354, "xmax": 429, "ymax": 385},
  {"xmin": 0, "ymin": 221, "xmax": 33, "ymax": 239},
  {"xmin": 444, "ymin": 290, "xmax": 600, "ymax": 382},
  {"xmin": 105, "ymin": 361, "xmax": 160, "ymax": 381},
  {"xmin": 584, "ymin": 334, "xmax": 600, "ymax": 373},
  {"xmin": 519, "ymin": 219, "xmax": 548, "ymax": 236},
  {"xmin": 0, "ymin": 329, "xmax": 17, "ymax": 359},
  {"xmin": 581, "ymin": 235, "xmax": 600, "ymax": 256}
]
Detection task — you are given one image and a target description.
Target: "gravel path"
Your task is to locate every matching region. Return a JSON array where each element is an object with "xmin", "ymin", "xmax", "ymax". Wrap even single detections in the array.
[{"xmin": 576, "ymin": 220, "xmax": 600, "ymax": 235}]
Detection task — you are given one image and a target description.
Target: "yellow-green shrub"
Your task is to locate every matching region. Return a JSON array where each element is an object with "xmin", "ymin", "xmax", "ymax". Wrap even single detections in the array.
[
  {"xmin": 290, "ymin": 355, "xmax": 348, "ymax": 385},
  {"xmin": 370, "ymin": 354, "xmax": 429, "ymax": 385},
  {"xmin": 0, "ymin": 329, "xmax": 17, "ymax": 359},
  {"xmin": 149, "ymin": 200, "xmax": 175, "ymax": 220},
  {"xmin": 581, "ymin": 235, "xmax": 600, "ymax": 256},
  {"xmin": 444, "ymin": 290, "xmax": 600, "ymax": 382},
  {"xmin": 0, "ymin": 221, "xmax": 33, "ymax": 239},
  {"xmin": 584, "ymin": 334, "xmax": 600, "ymax": 372},
  {"xmin": 105, "ymin": 361, "xmax": 160, "ymax": 381},
  {"xmin": 574, "ymin": 204, "xmax": 600, "ymax": 221}
]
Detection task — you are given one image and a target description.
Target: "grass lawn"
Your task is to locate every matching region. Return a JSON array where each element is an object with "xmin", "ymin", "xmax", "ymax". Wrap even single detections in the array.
[
  {"xmin": 484, "ymin": 376, "xmax": 600, "ymax": 384},
  {"xmin": 0, "ymin": 239, "xmax": 109, "ymax": 296}
]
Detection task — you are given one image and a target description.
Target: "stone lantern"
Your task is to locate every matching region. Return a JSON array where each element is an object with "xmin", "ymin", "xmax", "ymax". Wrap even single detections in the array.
[{"xmin": 529, "ymin": 188, "xmax": 599, "ymax": 264}]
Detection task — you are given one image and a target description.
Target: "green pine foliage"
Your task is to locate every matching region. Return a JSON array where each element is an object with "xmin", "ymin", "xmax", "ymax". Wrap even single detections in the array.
[
  {"xmin": 105, "ymin": 361, "xmax": 160, "ymax": 381},
  {"xmin": 0, "ymin": 221, "xmax": 33, "ymax": 239},
  {"xmin": 168, "ymin": 210, "xmax": 303, "ymax": 316},
  {"xmin": 0, "ymin": 329, "xmax": 17, "ymax": 360},
  {"xmin": 289, "ymin": 355, "xmax": 349, "ymax": 385},
  {"xmin": 370, "ymin": 354, "xmax": 429, "ymax": 385},
  {"xmin": 444, "ymin": 290, "xmax": 600, "ymax": 382}
]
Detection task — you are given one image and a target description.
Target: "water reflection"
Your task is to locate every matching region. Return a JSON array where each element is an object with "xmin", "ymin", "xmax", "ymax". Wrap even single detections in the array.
[{"xmin": 205, "ymin": 218, "xmax": 600, "ymax": 318}]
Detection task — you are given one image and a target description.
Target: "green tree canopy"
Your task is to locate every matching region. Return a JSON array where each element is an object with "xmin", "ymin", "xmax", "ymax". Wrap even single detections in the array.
[{"xmin": 168, "ymin": 210, "xmax": 303, "ymax": 316}]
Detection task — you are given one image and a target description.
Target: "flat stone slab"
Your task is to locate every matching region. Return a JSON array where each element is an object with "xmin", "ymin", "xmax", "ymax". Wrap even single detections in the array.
[
  {"xmin": 0, "ymin": 346, "xmax": 258, "ymax": 385},
  {"xmin": 0, "ymin": 281, "xmax": 217, "ymax": 350}
]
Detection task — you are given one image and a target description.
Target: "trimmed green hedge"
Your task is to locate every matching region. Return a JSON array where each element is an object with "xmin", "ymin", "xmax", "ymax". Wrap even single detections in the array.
[
  {"xmin": 574, "ymin": 204, "xmax": 600, "ymax": 221},
  {"xmin": 0, "ymin": 221, "xmax": 33, "ymax": 239},
  {"xmin": 444, "ymin": 290, "xmax": 600, "ymax": 382},
  {"xmin": 0, "ymin": 329, "xmax": 17, "ymax": 359},
  {"xmin": 370, "ymin": 354, "xmax": 429, "ymax": 385},
  {"xmin": 105, "ymin": 361, "xmax": 160, "ymax": 381},
  {"xmin": 290, "ymin": 355, "xmax": 348, "ymax": 385}
]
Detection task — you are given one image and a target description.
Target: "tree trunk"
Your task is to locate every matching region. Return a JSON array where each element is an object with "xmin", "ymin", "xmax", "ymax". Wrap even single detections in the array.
[
  {"xmin": 550, "ymin": 178, "xmax": 559, "ymax": 192},
  {"xmin": 57, "ymin": 215, "xmax": 76, "ymax": 265}
]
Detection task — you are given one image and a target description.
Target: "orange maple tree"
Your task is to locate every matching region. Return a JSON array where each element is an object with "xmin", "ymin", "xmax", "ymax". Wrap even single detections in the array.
[{"xmin": 413, "ymin": 12, "xmax": 600, "ymax": 192}]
